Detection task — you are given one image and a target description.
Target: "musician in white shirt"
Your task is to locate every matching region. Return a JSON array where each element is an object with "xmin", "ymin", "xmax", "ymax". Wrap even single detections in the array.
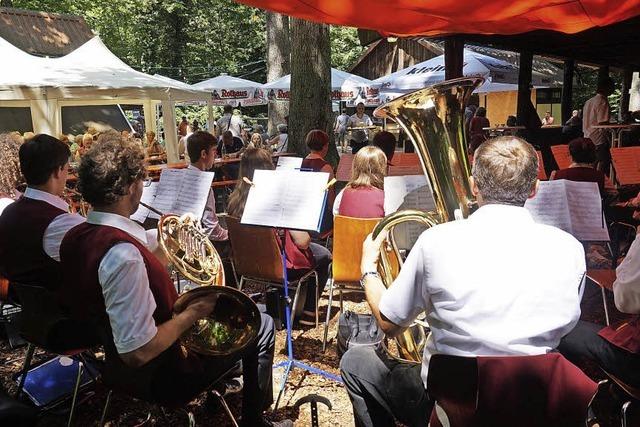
[
  {"xmin": 348, "ymin": 102, "xmax": 374, "ymax": 154},
  {"xmin": 341, "ymin": 136, "xmax": 585, "ymax": 427}
]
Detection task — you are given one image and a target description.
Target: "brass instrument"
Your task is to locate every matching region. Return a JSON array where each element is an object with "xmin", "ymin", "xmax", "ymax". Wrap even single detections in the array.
[
  {"xmin": 157, "ymin": 212, "xmax": 261, "ymax": 357},
  {"xmin": 372, "ymin": 77, "xmax": 484, "ymax": 364},
  {"xmin": 63, "ymin": 187, "xmax": 90, "ymax": 216}
]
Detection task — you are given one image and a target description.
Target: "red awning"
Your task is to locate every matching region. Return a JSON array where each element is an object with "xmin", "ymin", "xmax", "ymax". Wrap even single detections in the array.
[{"xmin": 236, "ymin": 0, "xmax": 640, "ymax": 36}]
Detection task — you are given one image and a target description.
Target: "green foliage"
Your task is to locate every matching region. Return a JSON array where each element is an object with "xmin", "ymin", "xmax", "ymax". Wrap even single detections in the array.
[
  {"xmin": 573, "ymin": 66, "xmax": 623, "ymax": 117},
  {"xmin": 330, "ymin": 26, "xmax": 364, "ymax": 71}
]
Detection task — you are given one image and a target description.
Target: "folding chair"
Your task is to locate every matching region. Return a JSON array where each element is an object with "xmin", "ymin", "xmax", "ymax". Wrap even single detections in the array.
[
  {"xmin": 602, "ymin": 371, "xmax": 640, "ymax": 427},
  {"xmin": 427, "ymin": 353, "xmax": 599, "ymax": 427},
  {"xmin": 322, "ymin": 215, "xmax": 381, "ymax": 351},
  {"xmin": 226, "ymin": 216, "xmax": 319, "ymax": 326},
  {"xmin": 11, "ymin": 283, "xmax": 99, "ymax": 427}
]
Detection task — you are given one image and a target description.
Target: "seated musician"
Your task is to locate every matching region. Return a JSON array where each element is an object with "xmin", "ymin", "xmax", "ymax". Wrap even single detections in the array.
[
  {"xmin": 186, "ymin": 131, "xmax": 229, "ymax": 249},
  {"xmin": 550, "ymin": 137, "xmax": 605, "ymax": 196},
  {"xmin": 333, "ymin": 146, "xmax": 386, "ymax": 218},
  {"xmin": 372, "ymin": 131, "xmax": 396, "ymax": 165},
  {"xmin": 301, "ymin": 130, "xmax": 335, "ymax": 233},
  {"xmin": 559, "ymin": 229, "xmax": 640, "ymax": 389},
  {"xmin": 0, "ymin": 134, "xmax": 85, "ymax": 290},
  {"xmin": 341, "ymin": 136, "xmax": 585, "ymax": 427},
  {"xmin": 0, "ymin": 133, "xmax": 23, "ymax": 214},
  {"xmin": 227, "ymin": 148, "xmax": 331, "ymax": 324},
  {"xmin": 57, "ymin": 133, "xmax": 287, "ymax": 427}
]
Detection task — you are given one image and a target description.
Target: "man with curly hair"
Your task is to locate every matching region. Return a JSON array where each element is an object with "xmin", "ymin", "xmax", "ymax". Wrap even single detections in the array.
[
  {"xmin": 58, "ymin": 132, "xmax": 288, "ymax": 426},
  {"xmin": 0, "ymin": 134, "xmax": 85, "ymax": 290}
]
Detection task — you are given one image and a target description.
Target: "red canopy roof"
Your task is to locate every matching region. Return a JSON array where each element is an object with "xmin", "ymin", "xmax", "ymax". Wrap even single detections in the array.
[{"xmin": 236, "ymin": 0, "xmax": 640, "ymax": 37}]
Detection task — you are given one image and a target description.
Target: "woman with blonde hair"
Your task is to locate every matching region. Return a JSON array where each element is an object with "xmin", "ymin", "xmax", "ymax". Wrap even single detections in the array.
[
  {"xmin": 249, "ymin": 132, "xmax": 265, "ymax": 149},
  {"xmin": 333, "ymin": 145, "xmax": 386, "ymax": 218},
  {"xmin": 227, "ymin": 147, "xmax": 331, "ymax": 324},
  {"xmin": 0, "ymin": 133, "xmax": 22, "ymax": 214}
]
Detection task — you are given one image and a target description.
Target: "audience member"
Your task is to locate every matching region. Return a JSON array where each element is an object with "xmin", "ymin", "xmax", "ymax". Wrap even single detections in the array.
[
  {"xmin": 550, "ymin": 137, "xmax": 605, "ymax": 196},
  {"xmin": 506, "ymin": 115, "xmax": 518, "ymax": 127},
  {"xmin": 334, "ymin": 110, "xmax": 350, "ymax": 152},
  {"xmin": 249, "ymin": 132, "xmax": 266, "ymax": 150},
  {"xmin": 333, "ymin": 146, "xmax": 386, "ymax": 218},
  {"xmin": 227, "ymin": 148, "xmax": 331, "ymax": 324},
  {"xmin": 269, "ymin": 124, "xmax": 289, "ymax": 153},
  {"xmin": 178, "ymin": 116, "xmax": 189, "ymax": 137},
  {"xmin": 469, "ymin": 106, "xmax": 490, "ymax": 153},
  {"xmin": 301, "ymin": 130, "xmax": 335, "ymax": 233},
  {"xmin": 216, "ymin": 105, "xmax": 244, "ymax": 138},
  {"xmin": 542, "ymin": 111, "xmax": 555, "ymax": 126},
  {"xmin": 583, "ymin": 77, "xmax": 615, "ymax": 173}
]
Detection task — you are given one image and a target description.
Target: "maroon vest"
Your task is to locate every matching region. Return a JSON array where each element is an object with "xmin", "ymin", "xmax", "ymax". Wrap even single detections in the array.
[
  {"xmin": 0, "ymin": 197, "xmax": 66, "ymax": 289},
  {"xmin": 599, "ymin": 316, "xmax": 640, "ymax": 354},
  {"xmin": 554, "ymin": 167, "xmax": 605, "ymax": 195},
  {"xmin": 59, "ymin": 223, "xmax": 202, "ymax": 405},
  {"xmin": 301, "ymin": 156, "xmax": 329, "ymax": 172},
  {"xmin": 338, "ymin": 187, "xmax": 385, "ymax": 219}
]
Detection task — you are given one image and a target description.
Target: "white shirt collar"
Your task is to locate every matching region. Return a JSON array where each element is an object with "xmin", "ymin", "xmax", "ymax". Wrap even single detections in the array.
[
  {"xmin": 87, "ymin": 211, "xmax": 149, "ymax": 245},
  {"xmin": 469, "ymin": 203, "xmax": 534, "ymax": 224},
  {"xmin": 24, "ymin": 187, "xmax": 69, "ymax": 212}
]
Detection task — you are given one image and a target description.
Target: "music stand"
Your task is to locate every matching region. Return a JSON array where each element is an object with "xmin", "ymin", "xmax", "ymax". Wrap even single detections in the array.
[{"xmin": 239, "ymin": 169, "xmax": 343, "ymax": 411}]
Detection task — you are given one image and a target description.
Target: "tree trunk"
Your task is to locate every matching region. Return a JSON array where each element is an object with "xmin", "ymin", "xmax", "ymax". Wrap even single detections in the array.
[
  {"xmin": 289, "ymin": 18, "xmax": 333, "ymax": 160},
  {"xmin": 266, "ymin": 12, "xmax": 290, "ymax": 136}
]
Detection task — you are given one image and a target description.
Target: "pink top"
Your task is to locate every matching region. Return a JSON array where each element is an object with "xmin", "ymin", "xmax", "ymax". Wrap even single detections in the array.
[{"xmin": 337, "ymin": 187, "xmax": 385, "ymax": 218}]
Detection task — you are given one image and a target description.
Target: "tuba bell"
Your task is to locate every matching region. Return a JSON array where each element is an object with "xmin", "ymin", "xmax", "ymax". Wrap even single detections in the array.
[
  {"xmin": 158, "ymin": 213, "xmax": 261, "ymax": 357},
  {"xmin": 372, "ymin": 77, "xmax": 484, "ymax": 363}
]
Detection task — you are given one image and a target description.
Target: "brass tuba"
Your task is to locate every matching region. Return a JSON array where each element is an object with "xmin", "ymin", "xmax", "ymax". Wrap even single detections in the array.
[
  {"xmin": 372, "ymin": 77, "xmax": 484, "ymax": 363},
  {"xmin": 158, "ymin": 213, "xmax": 261, "ymax": 357}
]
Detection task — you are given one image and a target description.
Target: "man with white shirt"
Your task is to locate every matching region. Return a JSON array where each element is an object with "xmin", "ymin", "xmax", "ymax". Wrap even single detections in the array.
[
  {"xmin": 340, "ymin": 136, "xmax": 585, "ymax": 427},
  {"xmin": 348, "ymin": 102, "xmax": 374, "ymax": 154},
  {"xmin": 582, "ymin": 77, "xmax": 615, "ymax": 173},
  {"xmin": 186, "ymin": 131, "xmax": 229, "ymax": 245},
  {"xmin": 56, "ymin": 133, "xmax": 286, "ymax": 427},
  {"xmin": 559, "ymin": 230, "xmax": 640, "ymax": 388},
  {"xmin": 216, "ymin": 104, "xmax": 245, "ymax": 138},
  {"xmin": 0, "ymin": 134, "xmax": 85, "ymax": 290}
]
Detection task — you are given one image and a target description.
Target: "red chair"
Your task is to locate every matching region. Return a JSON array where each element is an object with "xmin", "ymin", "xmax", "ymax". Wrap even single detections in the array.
[{"xmin": 427, "ymin": 353, "xmax": 598, "ymax": 427}]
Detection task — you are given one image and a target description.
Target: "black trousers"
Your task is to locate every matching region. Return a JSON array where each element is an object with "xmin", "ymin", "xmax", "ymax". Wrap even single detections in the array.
[
  {"xmin": 340, "ymin": 346, "xmax": 433, "ymax": 427},
  {"xmin": 350, "ymin": 140, "xmax": 369, "ymax": 154},
  {"xmin": 558, "ymin": 320, "xmax": 640, "ymax": 387}
]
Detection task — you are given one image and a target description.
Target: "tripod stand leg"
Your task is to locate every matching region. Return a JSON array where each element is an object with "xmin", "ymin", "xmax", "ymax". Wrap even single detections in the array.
[{"xmin": 274, "ymin": 359, "xmax": 293, "ymax": 411}]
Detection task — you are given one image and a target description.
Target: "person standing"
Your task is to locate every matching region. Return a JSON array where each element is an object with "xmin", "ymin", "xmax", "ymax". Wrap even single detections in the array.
[
  {"xmin": 348, "ymin": 102, "xmax": 374, "ymax": 154},
  {"xmin": 178, "ymin": 116, "xmax": 189, "ymax": 138},
  {"xmin": 583, "ymin": 77, "xmax": 615, "ymax": 173},
  {"xmin": 216, "ymin": 104, "xmax": 245, "ymax": 138},
  {"xmin": 334, "ymin": 110, "xmax": 350, "ymax": 152}
]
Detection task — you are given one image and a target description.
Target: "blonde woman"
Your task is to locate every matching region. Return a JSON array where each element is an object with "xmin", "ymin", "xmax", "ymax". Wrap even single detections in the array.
[
  {"xmin": 0, "ymin": 133, "xmax": 22, "ymax": 214},
  {"xmin": 249, "ymin": 132, "xmax": 265, "ymax": 149},
  {"xmin": 333, "ymin": 145, "xmax": 387, "ymax": 218}
]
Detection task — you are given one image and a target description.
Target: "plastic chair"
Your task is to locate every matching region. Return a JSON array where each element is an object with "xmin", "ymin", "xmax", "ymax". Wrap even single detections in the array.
[
  {"xmin": 322, "ymin": 215, "xmax": 381, "ymax": 351},
  {"xmin": 427, "ymin": 353, "xmax": 598, "ymax": 427},
  {"xmin": 226, "ymin": 216, "xmax": 319, "ymax": 327},
  {"xmin": 11, "ymin": 282, "xmax": 99, "ymax": 427}
]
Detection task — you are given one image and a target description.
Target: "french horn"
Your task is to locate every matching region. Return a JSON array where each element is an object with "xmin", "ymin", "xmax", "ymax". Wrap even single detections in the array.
[
  {"xmin": 157, "ymin": 212, "xmax": 261, "ymax": 357},
  {"xmin": 372, "ymin": 77, "xmax": 484, "ymax": 363}
]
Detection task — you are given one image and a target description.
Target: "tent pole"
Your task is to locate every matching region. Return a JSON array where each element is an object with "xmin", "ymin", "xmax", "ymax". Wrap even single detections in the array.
[
  {"xmin": 561, "ymin": 59, "xmax": 575, "ymax": 123},
  {"xmin": 143, "ymin": 99, "xmax": 158, "ymax": 138},
  {"xmin": 162, "ymin": 99, "xmax": 179, "ymax": 163},
  {"xmin": 516, "ymin": 51, "xmax": 533, "ymax": 125}
]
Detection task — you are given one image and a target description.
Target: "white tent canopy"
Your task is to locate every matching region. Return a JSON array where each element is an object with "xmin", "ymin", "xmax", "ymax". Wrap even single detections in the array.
[
  {"xmin": 263, "ymin": 68, "xmax": 376, "ymax": 103},
  {"xmin": 0, "ymin": 36, "xmax": 210, "ymax": 162},
  {"xmin": 193, "ymin": 73, "xmax": 266, "ymax": 106},
  {"xmin": 373, "ymin": 49, "xmax": 558, "ymax": 95}
]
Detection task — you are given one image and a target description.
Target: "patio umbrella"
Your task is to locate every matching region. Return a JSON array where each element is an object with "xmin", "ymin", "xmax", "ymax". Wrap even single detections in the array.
[{"xmin": 193, "ymin": 73, "xmax": 266, "ymax": 106}]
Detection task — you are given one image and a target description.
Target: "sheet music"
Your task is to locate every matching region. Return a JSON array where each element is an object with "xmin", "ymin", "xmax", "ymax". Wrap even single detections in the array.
[
  {"xmin": 384, "ymin": 175, "xmax": 437, "ymax": 249},
  {"xmin": 525, "ymin": 180, "xmax": 609, "ymax": 241},
  {"xmin": 276, "ymin": 156, "xmax": 303, "ymax": 170},
  {"xmin": 241, "ymin": 169, "xmax": 329, "ymax": 231},
  {"xmin": 173, "ymin": 168, "xmax": 215, "ymax": 218},
  {"xmin": 131, "ymin": 182, "xmax": 158, "ymax": 223},
  {"xmin": 143, "ymin": 168, "xmax": 214, "ymax": 220}
]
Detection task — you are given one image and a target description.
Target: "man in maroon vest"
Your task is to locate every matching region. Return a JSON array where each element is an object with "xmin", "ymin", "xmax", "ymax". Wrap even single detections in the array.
[
  {"xmin": 59, "ymin": 131, "xmax": 287, "ymax": 427},
  {"xmin": 559, "ymin": 230, "xmax": 640, "ymax": 388},
  {"xmin": 0, "ymin": 134, "xmax": 85, "ymax": 290}
]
